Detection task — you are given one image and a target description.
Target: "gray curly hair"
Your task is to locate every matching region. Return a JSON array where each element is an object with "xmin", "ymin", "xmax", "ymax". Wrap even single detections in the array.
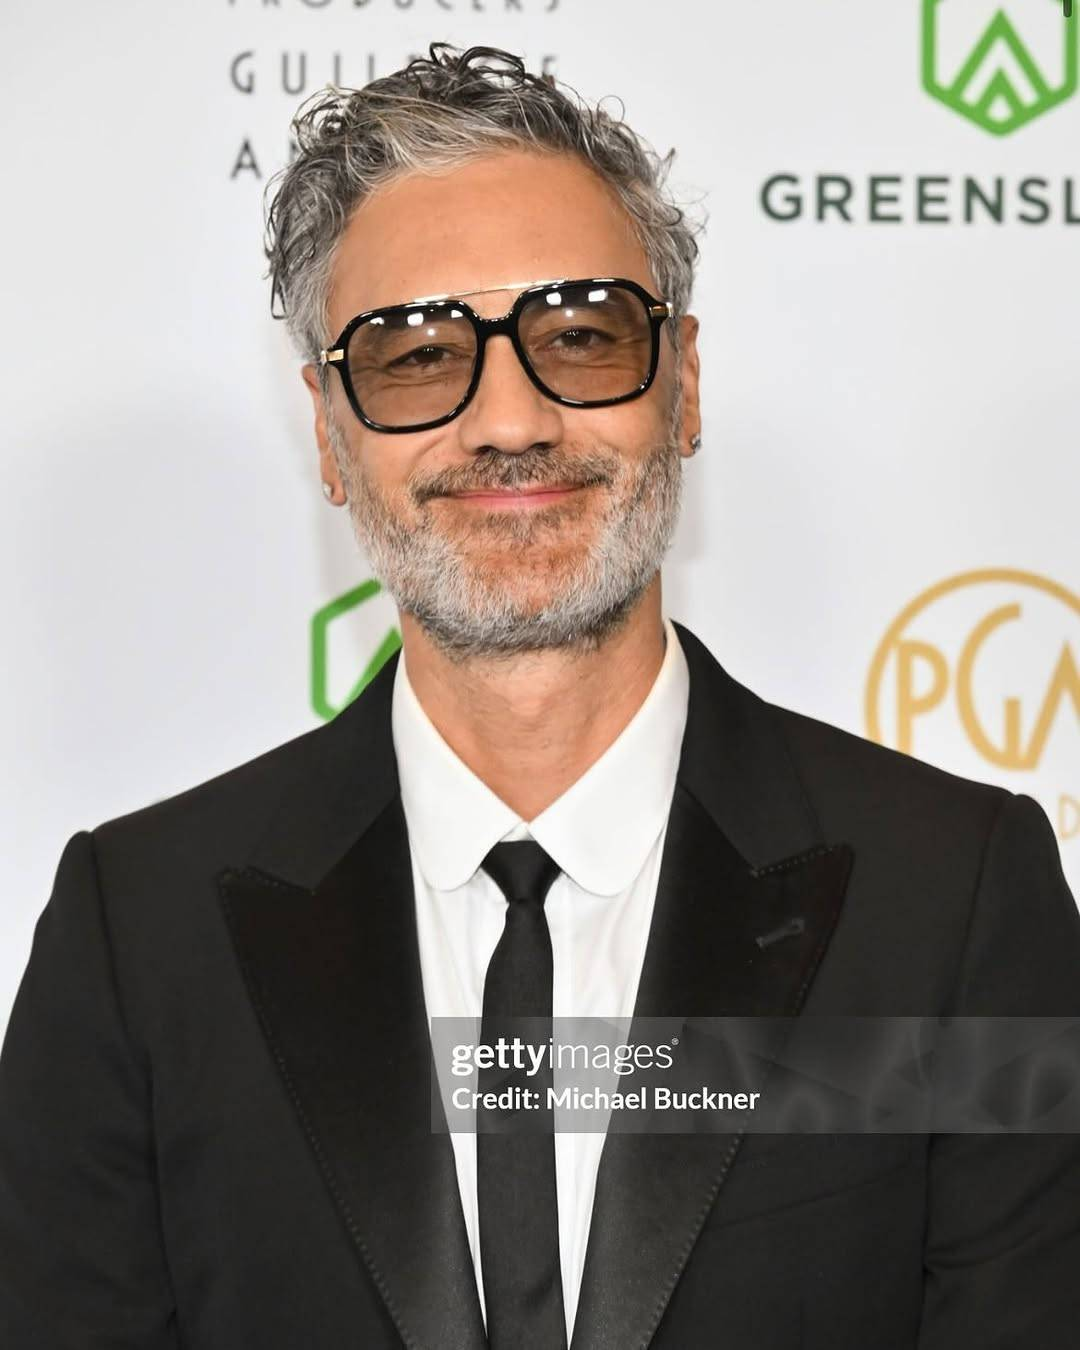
[{"xmin": 263, "ymin": 43, "xmax": 702, "ymax": 391}]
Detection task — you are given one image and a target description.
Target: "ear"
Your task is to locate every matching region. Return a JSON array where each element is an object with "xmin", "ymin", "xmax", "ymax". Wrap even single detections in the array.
[
  {"xmin": 675, "ymin": 314, "xmax": 702, "ymax": 459},
  {"xmin": 301, "ymin": 363, "xmax": 346, "ymax": 505}
]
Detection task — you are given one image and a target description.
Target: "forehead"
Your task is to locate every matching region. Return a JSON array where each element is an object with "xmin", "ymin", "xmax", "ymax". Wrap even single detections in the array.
[{"xmin": 325, "ymin": 148, "xmax": 655, "ymax": 330}]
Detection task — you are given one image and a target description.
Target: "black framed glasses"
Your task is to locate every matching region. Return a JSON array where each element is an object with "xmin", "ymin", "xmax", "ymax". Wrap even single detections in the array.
[{"xmin": 318, "ymin": 276, "xmax": 673, "ymax": 434}]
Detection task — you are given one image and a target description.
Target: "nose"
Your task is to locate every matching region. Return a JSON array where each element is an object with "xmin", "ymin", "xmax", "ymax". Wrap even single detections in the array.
[{"xmin": 454, "ymin": 332, "xmax": 564, "ymax": 456}]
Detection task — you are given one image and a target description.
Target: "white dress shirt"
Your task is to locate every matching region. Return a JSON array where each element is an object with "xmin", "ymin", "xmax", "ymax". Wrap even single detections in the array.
[{"xmin": 391, "ymin": 616, "xmax": 690, "ymax": 1341}]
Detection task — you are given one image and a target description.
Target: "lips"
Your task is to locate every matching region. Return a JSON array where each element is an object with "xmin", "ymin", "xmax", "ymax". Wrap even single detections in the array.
[
  {"xmin": 446, "ymin": 484, "xmax": 584, "ymax": 506},
  {"xmin": 451, "ymin": 484, "xmax": 580, "ymax": 497}
]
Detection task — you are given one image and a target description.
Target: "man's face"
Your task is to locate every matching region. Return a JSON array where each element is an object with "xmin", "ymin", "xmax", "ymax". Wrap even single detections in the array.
[{"xmin": 302, "ymin": 147, "xmax": 701, "ymax": 658}]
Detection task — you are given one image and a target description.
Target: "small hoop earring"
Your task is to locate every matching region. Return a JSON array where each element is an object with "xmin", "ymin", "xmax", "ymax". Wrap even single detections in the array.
[{"xmin": 688, "ymin": 433, "xmax": 702, "ymax": 455}]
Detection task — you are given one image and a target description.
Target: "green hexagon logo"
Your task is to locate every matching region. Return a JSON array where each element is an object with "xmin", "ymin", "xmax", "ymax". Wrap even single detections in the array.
[
  {"xmin": 310, "ymin": 579, "xmax": 401, "ymax": 721},
  {"xmin": 922, "ymin": 0, "xmax": 1078, "ymax": 135}
]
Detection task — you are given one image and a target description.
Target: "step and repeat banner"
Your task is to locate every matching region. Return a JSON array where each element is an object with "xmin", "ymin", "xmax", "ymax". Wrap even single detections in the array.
[{"xmin": 2, "ymin": 0, "xmax": 1078, "ymax": 1033}]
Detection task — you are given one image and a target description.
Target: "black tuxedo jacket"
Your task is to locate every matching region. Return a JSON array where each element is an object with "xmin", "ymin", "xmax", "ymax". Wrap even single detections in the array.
[{"xmin": 3, "ymin": 621, "xmax": 1080, "ymax": 1349}]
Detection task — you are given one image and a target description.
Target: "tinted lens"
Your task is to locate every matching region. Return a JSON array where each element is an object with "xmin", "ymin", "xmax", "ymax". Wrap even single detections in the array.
[
  {"xmin": 346, "ymin": 303, "xmax": 477, "ymax": 427},
  {"xmin": 518, "ymin": 283, "xmax": 654, "ymax": 404}
]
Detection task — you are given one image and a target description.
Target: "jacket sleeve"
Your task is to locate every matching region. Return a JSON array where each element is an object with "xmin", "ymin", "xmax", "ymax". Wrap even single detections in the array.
[
  {"xmin": 917, "ymin": 792, "xmax": 1080, "ymax": 1350},
  {"xmin": 0, "ymin": 830, "xmax": 179, "ymax": 1347}
]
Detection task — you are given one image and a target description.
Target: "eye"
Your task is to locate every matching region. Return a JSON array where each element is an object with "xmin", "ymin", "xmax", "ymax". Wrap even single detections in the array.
[
  {"xmin": 395, "ymin": 346, "xmax": 441, "ymax": 367},
  {"xmin": 387, "ymin": 344, "xmax": 464, "ymax": 370},
  {"xmin": 548, "ymin": 326, "xmax": 612, "ymax": 351}
]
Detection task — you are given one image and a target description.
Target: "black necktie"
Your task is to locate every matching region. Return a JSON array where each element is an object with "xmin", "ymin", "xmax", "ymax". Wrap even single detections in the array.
[{"xmin": 477, "ymin": 840, "xmax": 568, "ymax": 1350}]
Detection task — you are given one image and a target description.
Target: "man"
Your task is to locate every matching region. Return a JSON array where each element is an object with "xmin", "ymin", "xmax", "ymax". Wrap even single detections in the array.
[{"xmin": 2, "ymin": 42, "xmax": 1079, "ymax": 1350}]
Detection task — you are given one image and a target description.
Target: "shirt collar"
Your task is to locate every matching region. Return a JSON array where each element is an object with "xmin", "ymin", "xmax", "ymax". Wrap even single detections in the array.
[{"xmin": 391, "ymin": 617, "xmax": 690, "ymax": 896}]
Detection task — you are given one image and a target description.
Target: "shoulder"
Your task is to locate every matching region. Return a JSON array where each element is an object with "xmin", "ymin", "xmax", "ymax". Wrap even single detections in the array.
[
  {"xmin": 757, "ymin": 694, "xmax": 1080, "ymax": 1012},
  {"xmin": 88, "ymin": 716, "xmax": 335, "ymax": 885},
  {"xmin": 761, "ymin": 695, "xmax": 1072, "ymax": 924},
  {"xmin": 765, "ymin": 695, "xmax": 1014, "ymax": 871},
  {"xmin": 87, "ymin": 650, "xmax": 400, "ymax": 882},
  {"xmin": 673, "ymin": 618, "xmax": 1013, "ymax": 861},
  {"xmin": 771, "ymin": 697, "xmax": 1007, "ymax": 833}
]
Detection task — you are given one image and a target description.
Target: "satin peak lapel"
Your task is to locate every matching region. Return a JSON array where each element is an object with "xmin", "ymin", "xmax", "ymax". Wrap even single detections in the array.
[
  {"xmin": 218, "ymin": 652, "xmax": 486, "ymax": 1350},
  {"xmin": 570, "ymin": 623, "xmax": 855, "ymax": 1350}
]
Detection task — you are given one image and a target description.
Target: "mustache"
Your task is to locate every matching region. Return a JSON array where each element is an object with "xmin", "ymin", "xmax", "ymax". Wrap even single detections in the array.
[{"xmin": 411, "ymin": 448, "xmax": 618, "ymax": 504}]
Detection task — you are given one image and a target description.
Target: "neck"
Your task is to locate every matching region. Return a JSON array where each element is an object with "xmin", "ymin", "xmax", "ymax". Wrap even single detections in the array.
[{"xmin": 398, "ymin": 578, "xmax": 667, "ymax": 820}]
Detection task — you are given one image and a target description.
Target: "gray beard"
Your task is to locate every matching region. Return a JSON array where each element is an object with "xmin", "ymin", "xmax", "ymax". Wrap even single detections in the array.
[{"xmin": 327, "ymin": 403, "xmax": 684, "ymax": 662}]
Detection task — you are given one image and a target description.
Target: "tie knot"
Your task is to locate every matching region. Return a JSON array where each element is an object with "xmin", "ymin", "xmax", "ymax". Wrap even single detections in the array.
[{"xmin": 481, "ymin": 839, "xmax": 561, "ymax": 908}]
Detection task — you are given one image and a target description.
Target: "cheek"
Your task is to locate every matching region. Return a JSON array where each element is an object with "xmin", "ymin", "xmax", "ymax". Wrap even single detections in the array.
[
  {"xmin": 354, "ymin": 431, "xmax": 453, "ymax": 506},
  {"xmin": 564, "ymin": 396, "xmax": 671, "ymax": 461}
]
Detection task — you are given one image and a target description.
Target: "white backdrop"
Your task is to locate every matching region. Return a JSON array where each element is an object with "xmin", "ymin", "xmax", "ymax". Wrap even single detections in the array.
[{"xmin": 3, "ymin": 0, "xmax": 1078, "ymax": 1036}]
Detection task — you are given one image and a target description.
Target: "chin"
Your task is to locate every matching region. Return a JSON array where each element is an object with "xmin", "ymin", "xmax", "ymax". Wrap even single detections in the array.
[{"xmin": 459, "ymin": 529, "xmax": 593, "ymax": 568}]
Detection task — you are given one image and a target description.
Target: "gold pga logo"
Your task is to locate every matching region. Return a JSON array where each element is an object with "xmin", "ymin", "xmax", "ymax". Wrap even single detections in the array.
[{"xmin": 866, "ymin": 570, "xmax": 1080, "ymax": 842}]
